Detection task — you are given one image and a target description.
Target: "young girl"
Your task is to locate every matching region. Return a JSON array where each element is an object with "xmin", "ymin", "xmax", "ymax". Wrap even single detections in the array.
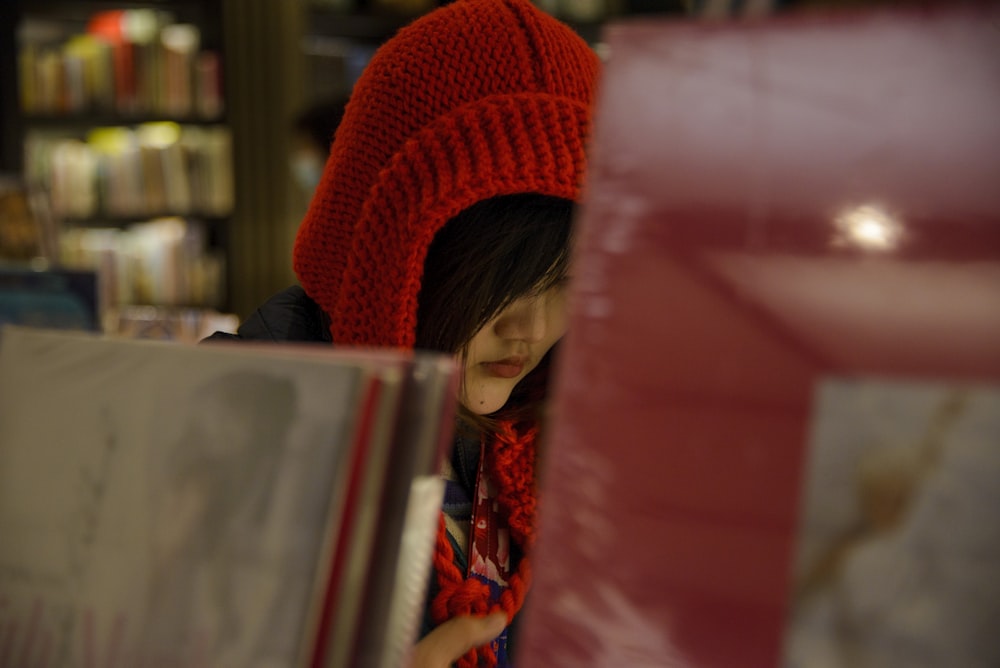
[{"xmin": 212, "ymin": 1, "xmax": 600, "ymax": 665}]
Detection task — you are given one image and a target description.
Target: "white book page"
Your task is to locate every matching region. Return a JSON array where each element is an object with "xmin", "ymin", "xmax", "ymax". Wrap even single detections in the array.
[
  {"xmin": 784, "ymin": 378, "xmax": 1000, "ymax": 668},
  {"xmin": 0, "ymin": 328, "xmax": 370, "ymax": 668}
]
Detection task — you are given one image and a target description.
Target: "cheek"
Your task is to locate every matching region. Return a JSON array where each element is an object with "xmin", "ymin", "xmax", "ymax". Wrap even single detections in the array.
[
  {"xmin": 553, "ymin": 309, "xmax": 569, "ymax": 342},
  {"xmin": 546, "ymin": 295, "xmax": 570, "ymax": 347},
  {"xmin": 458, "ymin": 348, "xmax": 487, "ymax": 413}
]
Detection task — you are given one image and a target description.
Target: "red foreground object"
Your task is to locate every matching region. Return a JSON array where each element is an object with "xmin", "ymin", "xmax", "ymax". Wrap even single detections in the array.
[{"xmin": 519, "ymin": 4, "xmax": 1000, "ymax": 667}]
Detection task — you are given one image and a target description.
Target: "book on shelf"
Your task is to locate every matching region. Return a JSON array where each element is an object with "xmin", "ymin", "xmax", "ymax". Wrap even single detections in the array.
[
  {"xmin": 0, "ymin": 177, "xmax": 59, "ymax": 264},
  {"xmin": 194, "ymin": 50, "xmax": 224, "ymax": 119},
  {"xmin": 19, "ymin": 9, "xmax": 224, "ymax": 119},
  {"xmin": 0, "ymin": 325, "xmax": 460, "ymax": 668},
  {"xmin": 517, "ymin": 4, "xmax": 1000, "ymax": 668},
  {"xmin": 25, "ymin": 124, "xmax": 234, "ymax": 221},
  {"xmin": 58, "ymin": 217, "xmax": 225, "ymax": 311}
]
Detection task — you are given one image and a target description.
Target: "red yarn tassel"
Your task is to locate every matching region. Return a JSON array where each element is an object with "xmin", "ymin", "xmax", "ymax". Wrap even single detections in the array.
[{"xmin": 429, "ymin": 421, "xmax": 540, "ymax": 667}]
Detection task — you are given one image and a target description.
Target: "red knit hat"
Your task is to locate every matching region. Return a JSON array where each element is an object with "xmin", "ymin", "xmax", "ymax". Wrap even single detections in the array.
[{"xmin": 292, "ymin": 0, "xmax": 600, "ymax": 347}]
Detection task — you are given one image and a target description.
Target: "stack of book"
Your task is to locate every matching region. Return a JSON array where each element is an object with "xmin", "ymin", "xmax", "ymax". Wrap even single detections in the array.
[{"xmin": 0, "ymin": 325, "xmax": 459, "ymax": 668}]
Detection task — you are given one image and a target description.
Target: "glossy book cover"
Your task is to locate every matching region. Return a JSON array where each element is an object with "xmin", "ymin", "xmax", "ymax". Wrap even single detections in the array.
[
  {"xmin": 0, "ymin": 327, "xmax": 458, "ymax": 668},
  {"xmin": 518, "ymin": 4, "xmax": 1000, "ymax": 667}
]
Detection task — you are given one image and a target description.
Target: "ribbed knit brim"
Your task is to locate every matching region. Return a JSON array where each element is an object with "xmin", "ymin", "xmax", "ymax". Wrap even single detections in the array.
[{"xmin": 292, "ymin": 0, "xmax": 600, "ymax": 348}]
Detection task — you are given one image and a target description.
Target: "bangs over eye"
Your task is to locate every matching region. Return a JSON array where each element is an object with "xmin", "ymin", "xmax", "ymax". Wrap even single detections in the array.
[{"xmin": 416, "ymin": 194, "xmax": 575, "ymax": 354}]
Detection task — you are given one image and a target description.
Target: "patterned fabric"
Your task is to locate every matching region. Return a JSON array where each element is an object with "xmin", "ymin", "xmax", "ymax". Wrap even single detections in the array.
[
  {"xmin": 430, "ymin": 423, "xmax": 537, "ymax": 668},
  {"xmin": 441, "ymin": 436, "xmax": 478, "ymax": 558},
  {"xmin": 292, "ymin": 0, "xmax": 600, "ymax": 349},
  {"xmin": 432, "ymin": 435, "xmax": 526, "ymax": 666},
  {"xmin": 468, "ymin": 441, "xmax": 513, "ymax": 665}
]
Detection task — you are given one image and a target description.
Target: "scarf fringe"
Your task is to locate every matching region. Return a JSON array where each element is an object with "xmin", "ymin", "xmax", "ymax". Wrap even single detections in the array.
[{"xmin": 429, "ymin": 420, "xmax": 538, "ymax": 667}]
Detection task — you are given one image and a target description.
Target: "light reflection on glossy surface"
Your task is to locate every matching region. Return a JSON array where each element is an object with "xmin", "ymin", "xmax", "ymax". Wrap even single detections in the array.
[
  {"xmin": 832, "ymin": 204, "xmax": 903, "ymax": 252},
  {"xmin": 520, "ymin": 4, "xmax": 1000, "ymax": 668}
]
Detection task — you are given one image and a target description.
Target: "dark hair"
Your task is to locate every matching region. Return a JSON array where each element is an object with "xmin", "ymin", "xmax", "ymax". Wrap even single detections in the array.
[{"xmin": 416, "ymin": 193, "xmax": 574, "ymax": 428}]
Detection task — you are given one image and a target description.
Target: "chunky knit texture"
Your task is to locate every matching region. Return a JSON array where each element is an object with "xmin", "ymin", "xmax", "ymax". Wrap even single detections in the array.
[
  {"xmin": 292, "ymin": 1, "xmax": 599, "ymax": 665},
  {"xmin": 293, "ymin": 0, "xmax": 599, "ymax": 348}
]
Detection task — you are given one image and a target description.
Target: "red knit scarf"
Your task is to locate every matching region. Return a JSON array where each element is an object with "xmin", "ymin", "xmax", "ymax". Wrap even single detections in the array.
[{"xmin": 429, "ymin": 421, "xmax": 537, "ymax": 667}]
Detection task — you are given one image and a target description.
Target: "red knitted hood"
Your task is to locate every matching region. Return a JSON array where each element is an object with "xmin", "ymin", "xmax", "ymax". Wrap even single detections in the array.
[{"xmin": 292, "ymin": 0, "xmax": 600, "ymax": 348}]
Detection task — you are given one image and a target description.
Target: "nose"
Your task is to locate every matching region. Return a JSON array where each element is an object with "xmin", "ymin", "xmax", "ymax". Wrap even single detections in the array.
[{"xmin": 494, "ymin": 294, "xmax": 549, "ymax": 343}]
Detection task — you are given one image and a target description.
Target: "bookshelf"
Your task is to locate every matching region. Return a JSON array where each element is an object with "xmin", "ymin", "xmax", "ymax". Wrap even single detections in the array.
[
  {"xmin": 1, "ymin": 0, "xmax": 234, "ymax": 322},
  {"xmin": 1, "ymin": 0, "xmax": 695, "ymax": 325}
]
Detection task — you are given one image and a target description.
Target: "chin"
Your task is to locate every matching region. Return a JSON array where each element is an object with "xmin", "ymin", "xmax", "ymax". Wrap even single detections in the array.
[
  {"xmin": 467, "ymin": 399, "xmax": 507, "ymax": 416},
  {"xmin": 463, "ymin": 382, "xmax": 515, "ymax": 416}
]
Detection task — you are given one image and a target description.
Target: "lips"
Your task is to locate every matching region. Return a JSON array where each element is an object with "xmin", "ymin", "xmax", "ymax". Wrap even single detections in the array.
[{"xmin": 483, "ymin": 357, "xmax": 526, "ymax": 379}]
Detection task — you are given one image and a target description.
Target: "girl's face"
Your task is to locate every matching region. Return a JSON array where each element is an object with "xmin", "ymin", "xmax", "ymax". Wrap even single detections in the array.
[{"xmin": 461, "ymin": 282, "xmax": 569, "ymax": 415}]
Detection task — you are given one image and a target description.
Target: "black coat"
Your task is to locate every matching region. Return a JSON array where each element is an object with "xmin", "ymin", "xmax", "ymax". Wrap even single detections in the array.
[{"xmin": 204, "ymin": 286, "xmax": 331, "ymax": 344}]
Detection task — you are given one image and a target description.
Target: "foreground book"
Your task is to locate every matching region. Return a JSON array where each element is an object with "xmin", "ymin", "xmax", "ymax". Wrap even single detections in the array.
[
  {"xmin": 518, "ymin": 4, "xmax": 1000, "ymax": 667},
  {"xmin": 0, "ymin": 325, "xmax": 458, "ymax": 667}
]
